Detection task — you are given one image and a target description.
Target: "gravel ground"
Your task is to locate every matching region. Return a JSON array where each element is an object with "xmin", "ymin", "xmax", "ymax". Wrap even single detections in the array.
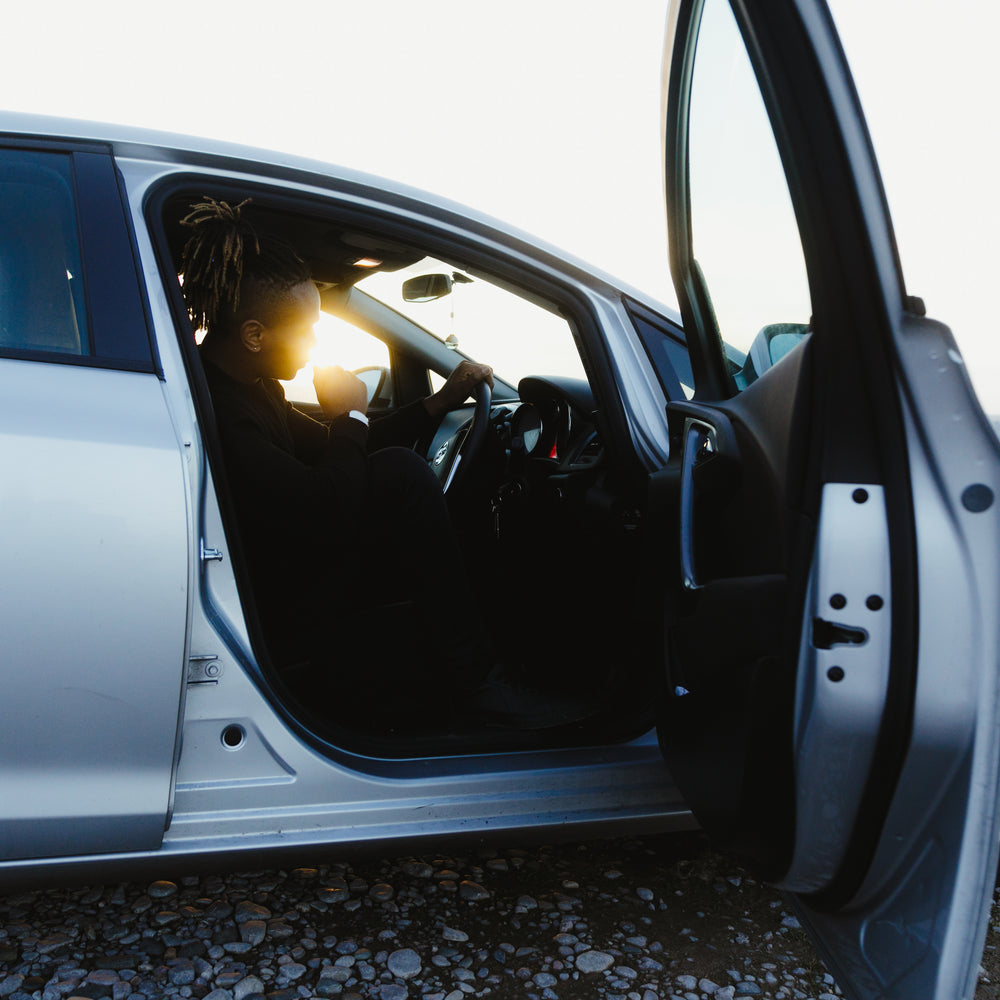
[{"xmin": 0, "ymin": 833, "xmax": 997, "ymax": 1000}]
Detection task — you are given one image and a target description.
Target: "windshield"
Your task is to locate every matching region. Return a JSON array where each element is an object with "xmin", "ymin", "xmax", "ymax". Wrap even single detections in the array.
[{"xmin": 356, "ymin": 257, "xmax": 586, "ymax": 387}]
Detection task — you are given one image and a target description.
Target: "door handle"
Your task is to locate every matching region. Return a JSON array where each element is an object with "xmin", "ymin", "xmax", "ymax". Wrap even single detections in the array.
[{"xmin": 680, "ymin": 422, "xmax": 711, "ymax": 591}]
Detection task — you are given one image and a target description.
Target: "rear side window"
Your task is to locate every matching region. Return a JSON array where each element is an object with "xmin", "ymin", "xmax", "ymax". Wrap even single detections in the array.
[
  {"xmin": 0, "ymin": 146, "xmax": 155, "ymax": 371},
  {"xmin": 0, "ymin": 151, "xmax": 89, "ymax": 356}
]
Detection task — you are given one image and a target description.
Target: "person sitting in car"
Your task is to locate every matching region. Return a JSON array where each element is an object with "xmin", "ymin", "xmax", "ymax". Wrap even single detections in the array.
[{"xmin": 179, "ymin": 197, "xmax": 590, "ymax": 729}]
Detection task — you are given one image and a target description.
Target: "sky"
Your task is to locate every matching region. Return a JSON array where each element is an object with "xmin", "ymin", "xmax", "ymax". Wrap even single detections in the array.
[{"xmin": 2, "ymin": 1, "xmax": 998, "ymax": 408}]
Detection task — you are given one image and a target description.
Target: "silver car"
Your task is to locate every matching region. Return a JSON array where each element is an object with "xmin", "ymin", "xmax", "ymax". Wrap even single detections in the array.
[{"xmin": 0, "ymin": 1, "xmax": 997, "ymax": 998}]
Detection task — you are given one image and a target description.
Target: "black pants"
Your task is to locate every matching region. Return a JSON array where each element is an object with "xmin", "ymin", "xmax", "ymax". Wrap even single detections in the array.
[{"xmin": 283, "ymin": 447, "xmax": 490, "ymax": 703}]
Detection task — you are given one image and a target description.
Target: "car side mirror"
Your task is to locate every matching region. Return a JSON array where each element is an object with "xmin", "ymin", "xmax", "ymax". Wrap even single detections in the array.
[{"xmin": 743, "ymin": 322, "xmax": 810, "ymax": 385}]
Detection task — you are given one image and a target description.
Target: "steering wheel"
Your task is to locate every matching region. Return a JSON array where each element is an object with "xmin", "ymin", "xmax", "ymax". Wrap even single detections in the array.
[{"xmin": 430, "ymin": 380, "xmax": 492, "ymax": 493}]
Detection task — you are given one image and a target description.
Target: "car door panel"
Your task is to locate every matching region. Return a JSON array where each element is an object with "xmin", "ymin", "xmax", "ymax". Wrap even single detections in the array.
[
  {"xmin": 0, "ymin": 361, "xmax": 189, "ymax": 859},
  {"xmin": 659, "ymin": 345, "xmax": 811, "ymax": 877},
  {"xmin": 0, "ymin": 143, "xmax": 189, "ymax": 861},
  {"xmin": 660, "ymin": 1, "xmax": 1000, "ymax": 997}
]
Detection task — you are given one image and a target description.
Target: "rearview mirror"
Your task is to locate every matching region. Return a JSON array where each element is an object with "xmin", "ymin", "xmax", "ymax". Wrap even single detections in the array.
[{"xmin": 402, "ymin": 274, "xmax": 453, "ymax": 303}]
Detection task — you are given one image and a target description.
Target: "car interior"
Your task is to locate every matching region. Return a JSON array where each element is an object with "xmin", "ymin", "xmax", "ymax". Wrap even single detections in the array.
[{"xmin": 156, "ymin": 187, "xmax": 667, "ymax": 759}]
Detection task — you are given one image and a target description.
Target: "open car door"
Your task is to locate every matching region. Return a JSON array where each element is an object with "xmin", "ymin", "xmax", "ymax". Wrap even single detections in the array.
[{"xmin": 656, "ymin": 1, "xmax": 1000, "ymax": 997}]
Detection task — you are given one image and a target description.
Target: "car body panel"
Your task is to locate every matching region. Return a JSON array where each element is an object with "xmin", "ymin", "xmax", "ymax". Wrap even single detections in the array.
[
  {"xmin": 0, "ymin": 141, "xmax": 698, "ymax": 870},
  {"xmin": 791, "ymin": 315, "xmax": 1000, "ymax": 999}
]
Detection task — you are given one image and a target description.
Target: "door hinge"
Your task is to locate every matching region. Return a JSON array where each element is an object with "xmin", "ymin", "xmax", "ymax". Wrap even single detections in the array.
[{"xmin": 200, "ymin": 540, "xmax": 224, "ymax": 562}]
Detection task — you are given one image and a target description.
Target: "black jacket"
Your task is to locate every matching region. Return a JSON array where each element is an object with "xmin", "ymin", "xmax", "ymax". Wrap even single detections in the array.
[{"xmin": 203, "ymin": 359, "xmax": 436, "ymax": 664}]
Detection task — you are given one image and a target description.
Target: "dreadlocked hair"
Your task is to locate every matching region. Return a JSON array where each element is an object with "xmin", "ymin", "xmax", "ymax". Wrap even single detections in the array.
[{"xmin": 179, "ymin": 197, "xmax": 311, "ymax": 337}]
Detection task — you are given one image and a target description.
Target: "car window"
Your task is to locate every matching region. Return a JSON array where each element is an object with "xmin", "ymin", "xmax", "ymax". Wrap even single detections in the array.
[
  {"xmin": 687, "ymin": 0, "xmax": 812, "ymax": 387},
  {"xmin": 356, "ymin": 258, "xmax": 586, "ymax": 387},
  {"xmin": 0, "ymin": 150, "xmax": 89, "ymax": 357}
]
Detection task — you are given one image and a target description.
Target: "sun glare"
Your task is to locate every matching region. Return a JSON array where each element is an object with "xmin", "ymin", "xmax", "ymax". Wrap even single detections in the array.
[{"xmin": 281, "ymin": 313, "xmax": 390, "ymax": 405}]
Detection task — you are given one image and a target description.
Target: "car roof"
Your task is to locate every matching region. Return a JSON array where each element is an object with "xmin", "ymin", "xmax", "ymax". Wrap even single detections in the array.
[
  {"xmin": 0, "ymin": 110, "xmax": 681, "ymax": 322},
  {"xmin": 0, "ymin": 109, "xmax": 414, "ymax": 193}
]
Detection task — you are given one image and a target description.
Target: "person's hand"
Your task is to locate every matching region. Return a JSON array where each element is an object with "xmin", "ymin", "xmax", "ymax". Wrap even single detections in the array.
[
  {"xmin": 424, "ymin": 361, "xmax": 494, "ymax": 418},
  {"xmin": 314, "ymin": 365, "xmax": 368, "ymax": 420}
]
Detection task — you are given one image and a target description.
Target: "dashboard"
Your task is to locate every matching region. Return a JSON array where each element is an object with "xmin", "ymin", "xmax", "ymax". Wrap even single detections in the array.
[{"xmin": 424, "ymin": 375, "xmax": 603, "ymax": 486}]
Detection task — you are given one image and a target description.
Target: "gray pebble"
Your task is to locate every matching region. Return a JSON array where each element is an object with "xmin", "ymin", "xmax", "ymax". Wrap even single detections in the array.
[
  {"xmin": 576, "ymin": 951, "xmax": 615, "ymax": 973},
  {"xmin": 636, "ymin": 887, "xmax": 654, "ymax": 901},
  {"xmin": 318, "ymin": 882, "xmax": 350, "ymax": 904},
  {"xmin": 90, "ymin": 971, "xmax": 123, "ymax": 987},
  {"xmin": 533, "ymin": 972, "xmax": 557, "ymax": 987},
  {"xmin": 0, "ymin": 977, "xmax": 22, "ymax": 998},
  {"xmin": 401, "ymin": 862, "xmax": 434, "ymax": 878},
  {"xmin": 441, "ymin": 927, "xmax": 468, "ymax": 943},
  {"xmin": 235, "ymin": 901, "xmax": 271, "ymax": 923},
  {"xmin": 380, "ymin": 986, "xmax": 408, "ymax": 1000},
  {"xmin": 234, "ymin": 977, "xmax": 265, "ymax": 1000},
  {"xmin": 147, "ymin": 881, "xmax": 177, "ymax": 899},
  {"xmin": 387, "ymin": 949, "xmax": 421, "ymax": 979},
  {"xmin": 168, "ymin": 963, "xmax": 195, "ymax": 986},
  {"xmin": 205, "ymin": 900, "xmax": 233, "ymax": 921},
  {"xmin": 36, "ymin": 934, "xmax": 73, "ymax": 955},
  {"xmin": 240, "ymin": 920, "xmax": 267, "ymax": 946},
  {"xmin": 458, "ymin": 882, "xmax": 490, "ymax": 902}
]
